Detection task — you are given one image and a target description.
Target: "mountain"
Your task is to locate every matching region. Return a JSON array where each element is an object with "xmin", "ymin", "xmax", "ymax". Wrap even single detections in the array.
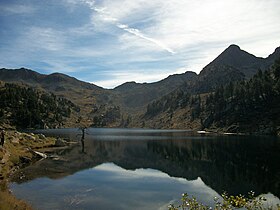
[
  {"xmin": 194, "ymin": 44, "xmax": 280, "ymax": 93},
  {"xmin": 199, "ymin": 44, "xmax": 274, "ymax": 78},
  {"xmin": 0, "ymin": 68, "xmax": 115, "ymax": 127},
  {"xmin": 194, "ymin": 64, "xmax": 245, "ymax": 93},
  {"xmin": 203, "ymin": 44, "xmax": 264, "ymax": 75},
  {"xmin": 142, "ymin": 50, "xmax": 280, "ymax": 134},
  {"xmin": 0, "ymin": 67, "xmax": 103, "ymax": 92},
  {"xmin": 0, "ymin": 68, "xmax": 198, "ymax": 127},
  {"xmin": 0, "ymin": 68, "xmax": 108, "ymax": 104},
  {"xmin": 266, "ymin": 46, "xmax": 280, "ymax": 64},
  {"xmin": 0, "ymin": 82, "xmax": 79, "ymax": 128},
  {"xmin": 113, "ymin": 71, "xmax": 198, "ymax": 109},
  {"xmin": 0, "ymin": 44, "xmax": 279, "ymax": 131}
]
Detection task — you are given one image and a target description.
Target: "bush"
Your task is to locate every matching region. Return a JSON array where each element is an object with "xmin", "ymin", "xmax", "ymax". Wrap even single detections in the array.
[{"xmin": 168, "ymin": 192, "xmax": 280, "ymax": 210}]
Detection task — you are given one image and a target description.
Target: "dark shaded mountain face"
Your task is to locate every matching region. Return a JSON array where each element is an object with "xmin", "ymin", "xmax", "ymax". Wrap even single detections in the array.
[
  {"xmin": 192, "ymin": 44, "xmax": 280, "ymax": 93},
  {"xmin": 114, "ymin": 71, "xmax": 198, "ymax": 92},
  {"xmin": 0, "ymin": 68, "xmax": 108, "ymax": 105},
  {"xmin": 0, "ymin": 68, "xmax": 115, "ymax": 127},
  {"xmin": 0, "ymin": 68, "xmax": 103, "ymax": 91},
  {"xmin": 200, "ymin": 44, "xmax": 264, "ymax": 78},
  {"xmin": 113, "ymin": 71, "xmax": 198, "ymax": 109},
  {"xmin": 142, "ymin": 48, "xmax": 280, "ymax": 134},
  {"xmin": 204, "ymin": 44, "xmax": 263, "ymax": 71},
  {"xmin": 194, "ymin": 64, "xmax": 245, "ymax": 93},
  {"xmin": 266, "ymin": 46, "xmax": 280, "ymax": 64}
]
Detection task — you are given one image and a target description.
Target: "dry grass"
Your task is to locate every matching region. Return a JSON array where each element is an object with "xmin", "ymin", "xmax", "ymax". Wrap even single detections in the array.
[{"xmin": 0, "ymin": 191, "xmax": 32, "ymax": 210}]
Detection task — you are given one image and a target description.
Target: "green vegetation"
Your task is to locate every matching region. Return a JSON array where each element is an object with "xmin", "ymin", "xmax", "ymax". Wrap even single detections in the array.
[
  {"xmin": 202, "ymin": 58, "xmax": 280, "ymax": 134},
  {"xmin": 145, "ymin": 90, "xmax": 192, "ymax": 117},
  {"xmin": 168, "ymin": 192, "xmax": 279, "ymax": 210},
  {"xmin": 0, "ymin": 83, "xmax": 79, "ymax": 129},
  {"xmin": 91, "ymin": 105, "xmax": 121, "ymax": 127},
  {"xmin": 144, "ymin": 58, "xmax": 280, "ymax": 135}
]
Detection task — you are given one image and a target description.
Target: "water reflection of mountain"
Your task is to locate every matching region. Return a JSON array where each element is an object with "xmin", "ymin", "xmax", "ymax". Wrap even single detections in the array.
[{"xmin": 12, "ymin": 134, "xmax": 280, "ymax": 197}]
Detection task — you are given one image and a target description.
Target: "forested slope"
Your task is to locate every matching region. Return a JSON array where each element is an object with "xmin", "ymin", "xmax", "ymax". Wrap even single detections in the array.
[
  {"xmin": 143, "ymin": 58, "xmax": 280, "ymax": 135},
  {"xmin": 0, "ymin": 83, "xmax": 79, "ymax": 129}
]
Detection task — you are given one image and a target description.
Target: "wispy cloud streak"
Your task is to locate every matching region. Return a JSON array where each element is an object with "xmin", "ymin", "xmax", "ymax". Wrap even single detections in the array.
[
  {"xmin": 117, "ymin": 24, "xmax": 176, "ymax": 54},
  {"xmin": 82, "ymin": 0, "xmax": 175, "ymax": 54}
]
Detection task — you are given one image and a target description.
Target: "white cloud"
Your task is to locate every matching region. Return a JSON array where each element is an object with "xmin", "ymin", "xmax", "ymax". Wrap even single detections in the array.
[
  {"xmin": 21, "ymin": 27, "xmax": 66, "ymax": 52},
  {"xmin": 82, "ymin": 0, "xmax": 176, "ymax": 54},
  {"xmin": 117, "ymin": 23, "xmax": 175, "ymax": 54},
  {"xmin": 84, "ymin": 0, "xmax": 280, "ymax": 56}
]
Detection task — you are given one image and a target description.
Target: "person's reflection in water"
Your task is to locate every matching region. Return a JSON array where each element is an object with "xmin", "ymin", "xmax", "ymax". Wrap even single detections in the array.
[
  {"xmin": 81, "ymin": 135, "xmax": 85, "ymax": 154},
  {"xmin": 77, "ymin": 127, "xmax": 88, "ymax": 154}
]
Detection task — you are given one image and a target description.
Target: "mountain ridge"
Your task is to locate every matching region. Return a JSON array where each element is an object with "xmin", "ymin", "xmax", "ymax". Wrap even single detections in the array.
[
  {"xmin": 0, "ymin": 44, "xmax": 279, "ymax": 91},
  {"xmin": 200, "ymin": 44, "xmax": 270, "ymax": 79},
  {"xmin": 0, "ymin": 44, "xmax": 279, "ymax": 130},
  {"xmin": 0, "ymin": 67, "xmax": 104, "ymax": 91}
]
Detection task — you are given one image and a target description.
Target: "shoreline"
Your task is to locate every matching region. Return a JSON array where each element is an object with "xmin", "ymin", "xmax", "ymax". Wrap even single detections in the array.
[{"xmin": 0, "ymin": 129, "xmax": 62, "ymax": 210}]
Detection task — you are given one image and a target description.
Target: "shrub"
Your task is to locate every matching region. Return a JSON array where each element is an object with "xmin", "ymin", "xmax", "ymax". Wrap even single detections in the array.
[{"xmin": 168, "ymin": 192, "xmax": 280, "ymax": 210}]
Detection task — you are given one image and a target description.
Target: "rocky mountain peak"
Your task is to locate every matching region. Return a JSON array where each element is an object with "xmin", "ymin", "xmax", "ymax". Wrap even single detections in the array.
[
  {"xmin": 227, "ymin": 44, "xmax": 241, "ymax": 51},
  {"xmin": 266, "ymin": 46, "xmax": 280, "ymax": 63},
  {"xmin": 210, "ymin": 44, "xmax": 261, "ymax": 68},
  {"xmin": 199, "ymin": 44, "xmax": 266, "ymax": 79}
]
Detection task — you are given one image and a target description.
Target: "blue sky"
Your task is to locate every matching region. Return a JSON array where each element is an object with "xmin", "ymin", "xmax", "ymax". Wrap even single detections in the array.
[{"xmin": 0, "ymin": 0, "xmax": 280, "ymax": 88}]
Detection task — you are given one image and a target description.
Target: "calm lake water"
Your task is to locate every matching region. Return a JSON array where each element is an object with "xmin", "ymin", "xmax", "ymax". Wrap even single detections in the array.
[{"xmin": 10, "ymin": 128, "xmax": 280, "ymax": 210}]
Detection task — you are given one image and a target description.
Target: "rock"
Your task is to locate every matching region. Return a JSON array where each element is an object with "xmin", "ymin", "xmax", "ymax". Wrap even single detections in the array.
[
  {"xmin": 226, "ymin": 124, "xmax": 239, "ymax": 133},
  {"xmin": 15, "ymin": 131, "xmax": 21, "ymax": 136},
  {"xmin": 32, "ymin": 151, "xmax": 47, "ymax": 159},
  {"xmin": 19, "ymin": 156, "xmax": 32, "ymax": 164},
  {"xmin": 10, "ymin": 137, "xmax": 19, "ymax": 144},
  {"xmin": 63, "ymin": 138, "xmax": 71, "ymax": 142},
  {"xmin": 38, "ymin": 134, "xmax": 46, "ymax": 140},
  {"xmin": 55, "ymin": 138, "xmax": 68, "ymax": 147},
  {"xmin": 24, "ymin": 134, "xmax": 36, "ymax": 141}
]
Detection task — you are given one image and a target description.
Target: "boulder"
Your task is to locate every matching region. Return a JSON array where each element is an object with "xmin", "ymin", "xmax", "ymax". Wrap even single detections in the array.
[
  {"xmin": 24, "ymin": 134, "xmax": 36, "ymax": 141},
  {"xmin": 10, "ymin": 137, "xmax": 19, "ymax": 144},
  {"xmin": 38, "ymin": 134, "xmax": 46, "ymax": 140},
  {"xmin": 55, "ymin": 138, "xmax": 68, "ymax": 147}
]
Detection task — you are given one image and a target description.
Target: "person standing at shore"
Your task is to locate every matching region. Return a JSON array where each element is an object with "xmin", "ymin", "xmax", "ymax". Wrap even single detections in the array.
[{"xmin": 0, "ymin": 129, "xmax": 4, "ymax": 147}]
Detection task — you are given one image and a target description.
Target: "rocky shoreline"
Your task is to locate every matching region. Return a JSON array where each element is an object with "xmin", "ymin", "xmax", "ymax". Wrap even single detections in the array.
[{"xmin": 0, "ymin": 129, "xmax": 70, "ymax": 210}]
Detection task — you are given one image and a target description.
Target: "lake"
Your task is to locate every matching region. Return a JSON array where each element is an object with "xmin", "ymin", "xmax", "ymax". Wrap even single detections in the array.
[{"xmin": 10, "ymin": 128, "xmax": 280, "ymax": 210}]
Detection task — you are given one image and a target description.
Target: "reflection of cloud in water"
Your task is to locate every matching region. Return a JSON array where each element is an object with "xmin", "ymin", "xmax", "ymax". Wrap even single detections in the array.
[
  {"xmin": 11, "ymin": 162, "xmax": 221, "ymax": 210},
  {"xmin": 94, "ymin": 163, "xmax": 172, "ymax": 178},
  {"xmin": 91, "ymin": 163, "xmax": 221, "ymax": 208},
  {"xmin": 95, "ymin": 163, "xmax": 205, "ymax": 184}
]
